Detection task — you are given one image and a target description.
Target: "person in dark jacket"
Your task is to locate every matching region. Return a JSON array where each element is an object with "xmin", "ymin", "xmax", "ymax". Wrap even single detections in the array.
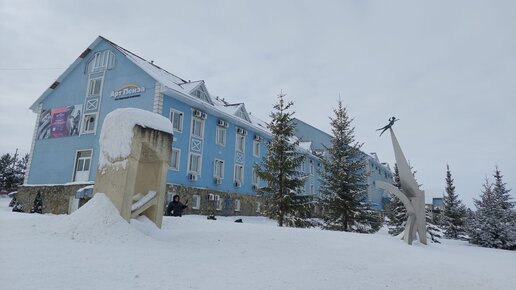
[{"xmin": 166, "ymin": 195, "xmax": 188, "ymax": 217}]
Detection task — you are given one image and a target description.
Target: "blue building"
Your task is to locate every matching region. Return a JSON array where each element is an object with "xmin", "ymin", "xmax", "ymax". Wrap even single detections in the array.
[{"xmin": 23, "ymin": 36, "xmax": 392, "ymax": 215}]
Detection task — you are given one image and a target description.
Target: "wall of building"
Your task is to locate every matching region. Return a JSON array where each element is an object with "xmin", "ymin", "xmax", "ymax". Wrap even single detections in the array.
[
  {"xmin": 27, "ymin": 41, "xmax": 156, "ymax": 184},
  {"xmin": 16, "ymin": 183, "xmax": 92, "ymax": 214}
]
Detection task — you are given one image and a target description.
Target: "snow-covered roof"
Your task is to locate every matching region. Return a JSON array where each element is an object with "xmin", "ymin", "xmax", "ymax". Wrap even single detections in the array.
[{"xmin": 179, "ymin": 80, "xmax": 203, "ymax": 93}]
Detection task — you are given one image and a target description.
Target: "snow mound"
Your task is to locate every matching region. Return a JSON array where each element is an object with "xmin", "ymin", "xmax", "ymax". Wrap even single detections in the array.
[
  {"xmin": 98, "ymin": 107, "xmax": 173, "ymax": 170},
  {"xmin": 57, "ymin": 193, "xmax": 147, "ymax": 243}
]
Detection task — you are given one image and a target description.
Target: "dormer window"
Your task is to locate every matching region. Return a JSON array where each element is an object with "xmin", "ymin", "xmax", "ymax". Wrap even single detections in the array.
[
  {"xmin": 190, "ymin": 84, "xmax": 213, "ymax": 104},
  {"xmin": 87, "ymin": 50, "xmax": 115, "ymax": 74}
]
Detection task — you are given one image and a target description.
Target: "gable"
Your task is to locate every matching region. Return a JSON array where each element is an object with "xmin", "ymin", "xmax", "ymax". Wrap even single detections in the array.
[
  {"xmin": 188, "ymin": 82, "xmax": 213, "ymax": 105},
  {"xmin": 235, "ymin": 104, "xmax": 251, "ymax": 122}
]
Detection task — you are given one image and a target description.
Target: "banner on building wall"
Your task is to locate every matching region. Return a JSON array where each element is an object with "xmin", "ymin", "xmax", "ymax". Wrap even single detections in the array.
[{"xmin": 37, "ymin": 104, "xmax": 82, "ymax": 140}]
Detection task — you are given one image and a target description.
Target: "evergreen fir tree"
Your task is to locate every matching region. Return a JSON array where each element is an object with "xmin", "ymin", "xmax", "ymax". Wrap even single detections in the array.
[
  {"xmin": 0, "ymin": 153, "xmax": 15, "ymax": 191},
  {"xmin": 320, "ymin": 100, "xmax": 380, "ymax": 233},
  {"xmin": 468, "ymin": 169, "xmax": 516, "ymax": 250},
  {"xmin": 256, "ymin": 92, "xmax": 312, "ymax": 228},
  {"xmin": 426, "ymin": 207, "xmax": 442, "ymax": 243},
  {"xmin": 386, "ymin": 164, "xmax": 407, "ymax": 236},
  {"xmin": 0, "ymin": 152, "xmax": 28, "ymax": 192},
  {"xmin": 442, "ymin": 164, "xmax": 467, "ymax": 239},
  {"xmin": 30, "ymin": 191, "xmax": 43, "ymax": 214}
]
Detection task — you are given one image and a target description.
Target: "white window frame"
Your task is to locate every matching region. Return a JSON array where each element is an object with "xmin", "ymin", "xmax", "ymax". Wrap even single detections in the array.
[
  {"xmin": 236, "ymin": 134, "xmax": 245, "ymax": 153},
  {"xmin": 234, "ymin": 164, "xmax": 243, "ymax": 186},
  {"xmin": 169, "ymin": 109, "xmax": 184, "ymax": 133},
  {"xmin": 81, "ymin": 112, "xmax": 98, "ymax": 134},
  {"xmin": 192, "ymin": 194, "xmax": 201, "ymax": 209},
  {"xmin": 234, "ymin": 199, "xmax": 241, "ymax": 212},
  {"xmin": 188, "ymin": 153, "xmax": 202, "ymax": 175},
  {"xmin": 213, "ymin": 159, "xmax": 224, "ymax": 179},
  {"xmin": 87, "ymin": 50, "xmax": 115, "ymax": 73},
  {"xmin": 252, "ymin": 167, "xmax": 259, "ymax": 186},
  {"xmin": 170, "ymin": 148, "xmax": 181, "ymax": 171},
  {"xmin": 256, "ymin": 202, "xmax": 261, "ymax": 213},
  {"xmin": 191, "ymin": 117, "xmax": 205, "ymax": 139},
  {"xmin": 253, "ymin": 140, "xmax": 260, "ymax": 157},
  {"xmin": 310, "ymin": 160, "xmax": 314, "ymax": 175},
  {"xmin": 215, "ymin": 195, "xmax": 222, "ymax": 211},
  {"xmin": 216, "ymin": 126, "xmax": 226, "ymax": 146},
  {"xmin": 71, "ymin": 149, "xmax": 93, "ymax": 182},
  {"xmin": 87, "ymin": 76, "xmax": 103, "ymax": 97},
  {"xmin": 166, "ymin": 192, "xmax": 174, "ymax": 204}
]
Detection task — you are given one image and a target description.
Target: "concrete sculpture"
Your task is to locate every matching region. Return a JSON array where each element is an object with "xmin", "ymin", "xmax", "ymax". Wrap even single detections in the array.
[
  {"xmin": 93, "ymin": 108, "xmax": 173, "ymax": 228},
  {"xmin": 376, "ymin": 120, "xmax": 427, "ymax": 245}
]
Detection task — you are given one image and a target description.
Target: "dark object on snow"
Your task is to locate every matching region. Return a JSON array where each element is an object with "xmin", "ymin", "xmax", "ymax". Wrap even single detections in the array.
[
  {"xmin": 207, "ymin": 214, "xmax": 217, "ymax": 220},
  {"xmin": 12, "ymin": 202, "xmax": 23, "ymax": 212},
  {"xmin": 166, "ymin": 195, "xmax": 188, "ymax": 217},
  {"xmin": 376, "ymin": 116, "xmax": 399, "ymax": 137},
  {"xmin": 235, "ymin": 218, "xmax": 243, "ymax": 223},
  {"xmin": 9, "ymin": 197, "xmax": 17, "ymax": 207}
]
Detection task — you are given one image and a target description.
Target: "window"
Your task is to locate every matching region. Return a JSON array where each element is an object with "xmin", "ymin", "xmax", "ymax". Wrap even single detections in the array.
[
  {"xmin": 169, "ymin": 109, "xmax": 184, "ymax": 133},
  {"xmin": 214, "ymin": 159, "xmax": 224, "ymax": 179},
  {"xmin": 81, "ymin": 113, "xmax": 97, "ymax": 134},
  {"xmin": 310, "ymin": 184, "xmax": 314, "ymax": 195},
  {"xmin": 299, "ymin": 162, "xmax": 305, "ymax": 173},
  {"xmin": 170, "ymin": 148, "xmax": 180, "ymax": 170},
  {"xmin": 87, "ymin": 50, "xmax": 115, "ymax": 73},
  {"xmin": 236, "ymin": 134, "xmax": 245, "ymax": 153},
  {"xmin": 73, "ymin": 149, "xmax": 92, "ymax": 182},
  {"xmin": 234, "ymin": 199, "xmax": 241, "ymax": 212},
  {"xmin": 253, "ymin": 140, "xmax": 260, "ymax": 157},
  {"xmin": 234, "ymin": 164, "xmax": 243, "ymax": 186},
  {"xmin": 252, "ymin": 167, "xmax": 259, "ymax": 186},
  {"xmin": 87, "ymin": 77, "xmax": 103, "ymax": 97},
  {"xmin": 191, "ymin": 117, "xmax": 204, "ymax": 139},
  {"xmin": 310, "ymin": 160, "xmax": 314, "ymax": 175},
  {"xmin": 216, "ymin": 127, "xmax": 226, "ymax": 146},
  {"xmin": 166, "ymin": 192, "xmax": 174, "ymax": 204},
  {"xmin": 188, "ymin": 153, "xmax": 201, "ymax": 174},
  {"xmin": 215, "ymin": 195, "xmax": 222, "ymax": 211},
  {"xmin": 256, "ymin": 202, "xmax": 261, "ymax": 213},
  {"xmin": 192, "ymin": 194, "xmax": 201, "ymax": 209}
]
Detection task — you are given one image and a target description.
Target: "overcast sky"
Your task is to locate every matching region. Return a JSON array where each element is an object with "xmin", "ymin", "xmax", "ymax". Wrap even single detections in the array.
[{"xmin": 1, "ymin": 0, "xmax": 514, "ymax": 206}]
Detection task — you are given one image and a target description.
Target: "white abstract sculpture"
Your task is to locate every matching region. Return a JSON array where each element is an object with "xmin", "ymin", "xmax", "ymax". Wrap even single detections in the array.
[{"xmin": 377, "ymin": 123, "xmax": 427, "ymax": 245}]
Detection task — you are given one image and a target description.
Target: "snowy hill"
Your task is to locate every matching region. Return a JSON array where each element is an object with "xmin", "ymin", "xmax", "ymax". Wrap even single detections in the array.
[{"xmin": 0, "ymin": 195, "xmax": 515, "ymax": 290}]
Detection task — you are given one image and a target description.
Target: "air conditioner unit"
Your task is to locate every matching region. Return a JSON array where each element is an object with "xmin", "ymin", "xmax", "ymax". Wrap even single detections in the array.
[
  {"xmin": 254, "ymin": 135, "xmax": 262, "ymax": 141},
  {"xmin": 236, "ymin": 128, "xmax": 247, "ymax": 136},
  {"xmin": 193, "ymin": 109, "xmax": 206, "ymax": 119},
  {"xmin": 217, "ymin": 119, "xmax": 228, "ymax": 128},
  {"xmin": 215, "ymin": 177, "xmax": 223, "ymax": 185},
  {"xmin": 189, "ymin": 173, "xmax": 198, "ymax": 181},
  {"xmin": 235, "ymin": 180, "xmax": 241, "ymax": 187}
]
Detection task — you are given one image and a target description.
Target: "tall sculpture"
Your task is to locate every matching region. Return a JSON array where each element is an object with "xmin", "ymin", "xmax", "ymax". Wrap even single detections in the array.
[
  {"xmin": 376, "ymin": 118, "xmax": 427, "ymax": 245},
  {"xmin": 93, "ymin": 108, "xmax": 173, "ymax": 228}
]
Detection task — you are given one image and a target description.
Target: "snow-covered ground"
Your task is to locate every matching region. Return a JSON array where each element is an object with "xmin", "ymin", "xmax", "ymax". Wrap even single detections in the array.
[{"xmin": 1, "ymin": 195, "xmax": 515, "ymax": 290}]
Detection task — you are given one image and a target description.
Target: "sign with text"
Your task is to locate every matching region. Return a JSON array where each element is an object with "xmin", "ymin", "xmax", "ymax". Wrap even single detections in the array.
[{"xmin": 110, "ymin": 83, "xmax": 145, "ymax": 100}]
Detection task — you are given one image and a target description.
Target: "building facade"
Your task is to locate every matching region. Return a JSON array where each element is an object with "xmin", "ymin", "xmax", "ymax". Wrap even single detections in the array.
[{"xmin": 23, "ymin": 36, "xmax": 392, "ymax": 215}]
